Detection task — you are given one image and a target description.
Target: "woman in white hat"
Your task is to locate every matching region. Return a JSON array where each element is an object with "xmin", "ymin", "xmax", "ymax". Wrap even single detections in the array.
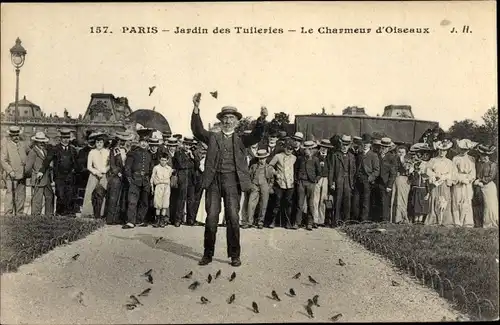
[
  {"xmin": 450, "ymin": 139, "xmax": 477, "ymax": 227},
  {"xmin": 424, "ymin": 139, "xmax": 457, "ymax": 226},
  {"xmin": 473, "ymin": 145, "xmax": 498, "ymax": 228},
  {"xmin": 81, "ymin": 132, "xmax": 110, "ymax": 218}
]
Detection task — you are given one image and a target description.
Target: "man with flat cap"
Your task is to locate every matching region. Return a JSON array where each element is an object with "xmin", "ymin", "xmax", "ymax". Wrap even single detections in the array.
[
  {"xmin": 191, "ymin": 93, "xmax": 267, "ymax": 267},
  {"xmin": 38, "ymin": 128, "xmax": 80, "ymax": 216},
  {"xmin": 123, "ymin": 128, "xmax": 155, "ymax": 228},
  {"xmin": 1, "ymin": 126, "xmax": 29, "ymax": 215}
]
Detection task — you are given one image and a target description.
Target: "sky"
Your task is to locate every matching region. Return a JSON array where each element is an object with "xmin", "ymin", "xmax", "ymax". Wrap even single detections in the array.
[{"xmin": 1, "ymin": 2, "xmax": 497, "ymax": 136}]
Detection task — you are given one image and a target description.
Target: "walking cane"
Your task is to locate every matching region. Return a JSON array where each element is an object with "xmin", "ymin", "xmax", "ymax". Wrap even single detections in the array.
[{"xmin": 11, "ymin": 178, "xmax": 17, "ymax": 216}]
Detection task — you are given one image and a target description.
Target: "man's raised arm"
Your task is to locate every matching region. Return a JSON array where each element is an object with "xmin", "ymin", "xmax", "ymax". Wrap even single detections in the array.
[{"xmin": 190, "ymin": 93, "xmax": 210, "ymax": 144}]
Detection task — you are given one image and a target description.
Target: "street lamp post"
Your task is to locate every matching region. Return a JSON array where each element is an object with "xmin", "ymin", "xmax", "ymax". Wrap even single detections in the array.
[{"xmin": 10, "ymin": 38, "xmax": 27, "ymax": 126}]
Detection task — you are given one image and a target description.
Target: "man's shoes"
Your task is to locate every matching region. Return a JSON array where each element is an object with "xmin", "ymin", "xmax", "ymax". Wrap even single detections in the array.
[
  {"xmin": 198, "ymin": 256, "xmax": 212, "ymax": 266},
  {"xmin": 291, "ymin": 225, "xmax": 299, "ymax": 230},
  {"xmin": 306, "ymin": 225, "xmax": 313, "ymax": 231},
  {"xmin": 313, "ymin": 224, "xmax": 318, "ymax": 229},
  {"xmin": 174, "ymin": 222, "xmax": 181, "ymax": 227},
  {"xmin": 267, "ymin": 223, "xmax": 275, "ymax": 229},
  {"xmin": 241, "ymin": 224, "xmax": 250, "ymax": 229},
  {"xmin": 122, "ymin": 222, "xmax": 135, "ymax": 229},
  {"xmin": 257, "ymin": 224, "xmax": 263, "ymax": 229},
  {"xmin": 231, "ymin": 257, "xmax": 242, "ymax": 267}
]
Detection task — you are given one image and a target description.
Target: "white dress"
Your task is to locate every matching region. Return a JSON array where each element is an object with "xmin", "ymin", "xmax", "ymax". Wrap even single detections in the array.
[
  {"xmin": 151, "ymin": 164, "xmax": 173, "ymax": 209},
  {"xmin": 81, "ymin": 148, "xmax": 110, "ymax": 217},
  {"xmin": 451, "ymin": 154, "xmax": 476, "ymax": 227}
]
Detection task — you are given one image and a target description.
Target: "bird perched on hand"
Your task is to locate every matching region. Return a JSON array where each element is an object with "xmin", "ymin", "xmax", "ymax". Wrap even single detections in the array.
[
  {"xmin": 149, "ymin": 86, "xmax": 156, "ymax": 96},
  {"xmin": 210, "ymin": 91, "xmax": 218, "ymax": 99}
]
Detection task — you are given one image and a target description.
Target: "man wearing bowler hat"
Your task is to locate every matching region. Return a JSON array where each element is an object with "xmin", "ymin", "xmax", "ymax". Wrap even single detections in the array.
[
  {"xmin": 38, "ymin": 128, "xmax": 80, "ymax": 216},
  {"xmin": 26, "ymin": 132, "xmax": 54, "ymax": 216},
  {"xmin": 1, "ymin": 126, "xmax": 29, "ymax": 215},
  {"xmin": 191, "ymin": 92, "xmax": 267, "ymax": 267},
  {"xmin": 352, "ymin": 133, "xmax": 380, "ymax": 221},
  {"xmin": 374, "ymin": 137, "xmax": 398, "ymax": 222}
]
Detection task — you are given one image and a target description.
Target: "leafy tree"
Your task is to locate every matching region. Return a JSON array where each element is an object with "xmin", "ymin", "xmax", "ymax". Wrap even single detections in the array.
[{"xmin": 481, "ymin": 106, "xmax": 498, "ymax": 145}]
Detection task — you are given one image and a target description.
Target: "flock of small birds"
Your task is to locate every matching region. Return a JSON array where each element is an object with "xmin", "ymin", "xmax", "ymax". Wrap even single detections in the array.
[{"xmin": 147, "ymin": 85, "xmax": 218, "ymax": 109}]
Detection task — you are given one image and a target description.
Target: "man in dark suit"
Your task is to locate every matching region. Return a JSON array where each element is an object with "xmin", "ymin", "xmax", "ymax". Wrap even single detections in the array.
[
  {"xmin": 329, "ymin": 135, "xmax": 356, "ymax": 226},
  {"xmin": 38, "ymin": 128, "xmax": 80, "ymax": 216},
  {"xmin": 293, "ymin": 141, "xmax": 322, "ymax": 230},
  {"xmin": 374, "ymin": 137, "xmax": 398, "ymax": 222},
  {"xmin": 123, "ymin": 129, "xmax": 155, "ymax": 228},
  {"xmin": 352, "ymin": 133, "xmax": 380, "ymax": 221},
  {"xmin": 191, "ymin": 93, "xmax": 267, "ymax": 267},
  {"xmin": 173, "ymin": 137, "xmax": 196, "ymax": 226}
]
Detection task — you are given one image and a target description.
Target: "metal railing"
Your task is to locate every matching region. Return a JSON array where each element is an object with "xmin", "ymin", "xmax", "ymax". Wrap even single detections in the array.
[{"xmin": 338, "ymin": 220, "xmax": 498, "ymax": 321}]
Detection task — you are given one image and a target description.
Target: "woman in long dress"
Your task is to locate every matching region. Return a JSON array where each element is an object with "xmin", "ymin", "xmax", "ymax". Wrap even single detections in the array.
[
  {"xmin": 392, "ymin": 145, "xmax": 412, "ymax": 223},
  {"xmin": 474, "ymin": 144, "xmax": 498, "ymax": 228},
  {"xmin": 407, "ymin": 143, "xmax": 432, "ymax": 224},
  {"xmin": 451, "ymin": 139, "xmax": 477, "ymax": 227},
  {"xmin": 81, "ymin": 133, "xmax": 110, "ymax": 218},
  {"xmin": 424, "ymin": 140, "xmax": 457, "ymax": 226}
]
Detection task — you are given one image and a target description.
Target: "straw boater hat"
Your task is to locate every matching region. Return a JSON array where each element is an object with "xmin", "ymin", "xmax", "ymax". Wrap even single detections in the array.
[
  {"xmin": 352, "ymin": 136, "xmax": 362, "ymax": 144},
  {"xmin": 435, "ymin": 139, "xmax": 453, "ymax": 151},
  {"xmin": 148, "ymin": 138, "xmax": 160, "ymax": 146},
  {"xmin": 243, "ymin": 130, "xmax": 252, "ymax": 135},
  {"xmin": 301, "ymin": 140, "xmax": 317, "ymax": 149},
  {"xmin": 89, "ymin": 131, "xmax": 107, "ymax": 141},
  {"xmin": 216, "ymin": 106, "xmax": 242, "ymax": 121},
  {"xmin": 291, "ymin": 132, "xmax": 304, "ymax": 142},
  {"xmin": 379, "ymin": 137, "xmax": 394, "ymax": 147},
  {"xmin": 7, "ymin": 125, "xmax": 21, "ymax": 136},
  {"xmin": 172, "ymin": 133, "xmax": 182, "ymax": 140},
  {"xmin": 162, "ymin": 131, "xmax": 172, "ymax": 139},
  {"xmin": 372, "ymin": 138, "xmax": 382, "ymax": 146},
  {"xmin": 477, "ymin": 144, "xmax": 496, "ymax": 155},
  {"xmin": 409, "ymin": 143, "xmax": 433, "ymax": 153},
  {"xmin": 318, "ymin": 139, "xmax": 333, "ymax": 148},
  {"xmin": 456, "ymin": 139, "xmax": 477, "ymax": 150},
  {"xmin": 165, "ymin": 137, "xmax": 179, "ymax": 147},
  {"xmin": 31, "ymin": 131, "xmax": 49, "ymax": 143},
  {"xmin": 115, "ymin": 131, "xmax": 134, "ymax": 141},
  {"xmin": 183, "ymin": 137, "xmax": 194, "ymax": 146},
  {"xmin": 59, "ymin": 128, "xmax": 72, "ymax": 138},
  {"xmin": 340, "ymin": 135, "xmax": 352, "ymax": 145},
  {"xmin": 254, "ymin": 149, "xmax": 270, "ymax": 159}
]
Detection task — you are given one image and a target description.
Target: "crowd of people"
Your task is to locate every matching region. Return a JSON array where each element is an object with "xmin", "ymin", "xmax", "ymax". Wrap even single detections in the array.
[{"xmin": 1, "ymin": 117, "xmax": 498, "ymax": 231}]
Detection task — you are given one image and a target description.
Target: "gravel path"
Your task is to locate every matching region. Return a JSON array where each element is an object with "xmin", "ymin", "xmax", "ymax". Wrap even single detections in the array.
[{"xmin": 1, "ymin": 225, "xmax": 467, "ymax": 323}]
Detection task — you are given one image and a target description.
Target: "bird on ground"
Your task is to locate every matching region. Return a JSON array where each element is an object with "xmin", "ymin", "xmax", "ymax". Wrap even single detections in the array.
[
  {"xmin": 210, "ymin": 91, "xmax": 218, "ymax": 99},
  {"xmin": 227, "ymin": 294, "xmax": 236, "ymax": 304},
  {"xmin": 215, "ymin": 270, "xmax": 221, "ymax": 279},
  {"xmin": 189, "ymin": 281, "xmax": 200, "ymax": 290},
  {"xmin": 271, "ymin": 290, "xmax": 281, "ymax": 301},
  {"xmin": 147, "ymin": 274, "xmax": 153, "ymax": 284},
  {"xmin": 125, "ymin": 303, "xmax": 136, "ymax": 310},
  {"xmin": 138, "ymin": 288, "xmax": 151, "ymax": 297},
  {"xmin": 312, "ymin": 295, "xmax": 320, "ymax": 306},
  {"xmin": 154, "ymin": 237, "xmax": 163, "ymax": 245},
  {"xmin": 289, "ymin": 288, "xmax": 296, "ymax": 296},
  {"xmin": 144, "ymin": 269, "xmax": 152, "ymax": 277},
  {"xmin": 292, "ymin": 272, "xmax": 301, "ymax": 279},
  {"xmin": 306, "ymin": 305, "xmax": 314, "ymax": 318},
  {"xmin": 229, "ymin": 271, "xmax": 236, "ymax": 282},
  {"xmin": 149, "ymin": 86, "xmax": 156, "ymax": 96},
  {"xmin": 252, "ymin": 302, "xmax": 259, "ymax": 313},
  {"xmin": 308, "ymin": 275, "xmax": 319, "ymax": 284},
  {"xmin": 338, "ymin": 259, "xmax": 346, "ymax": 266},
  {"xmin": 71, "ymin": 254, "xmax": 80, "ymax": 260},
  {"xmin": 330, "ymin": 313, "xmax": 343, "ymax": 322},
  {"xmin": 75, "ymin": 291, "xmax": 86, "ymax": 306},
  {"xmin": 207, "ymin": 274, "xmax": 212, "ymax": 283},
  {"xmin": 307, "ymin": 299, "xmax": 314, "ymax": 308},
  {"xmin": 200, "ymin": 296, "xmax": 210, "ymax": 304},
  {"xmin": 391, "ymin": 280, "xmax": 401, "ymax": 287},
  {"xmin": 130, "ymin": 295, "xmax": 143, "ymax": 306},
  {"xmin": 182, "ymin": 271, "xmax": 193, "ymax": 279}
]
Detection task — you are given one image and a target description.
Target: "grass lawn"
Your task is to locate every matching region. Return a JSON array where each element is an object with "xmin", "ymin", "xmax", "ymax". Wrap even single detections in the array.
[
  {"xmin": 0, "ymin": 214, "xmax": 104, "ymax": 273},
  {"xmin": 342, "ymin": 223, "xmax": 499, "ymax": 320}
]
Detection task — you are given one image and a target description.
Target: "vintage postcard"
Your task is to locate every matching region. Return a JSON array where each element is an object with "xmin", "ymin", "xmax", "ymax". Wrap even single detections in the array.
[{"xmin": 0, "ymin": 1, "xmax": 498, "ymax": 324}]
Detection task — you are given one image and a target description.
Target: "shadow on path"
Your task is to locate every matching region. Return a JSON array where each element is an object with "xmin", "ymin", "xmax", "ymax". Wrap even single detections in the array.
[{"xmin": 110, "ymin": 233, "xmax": 228, "ymax": 264}]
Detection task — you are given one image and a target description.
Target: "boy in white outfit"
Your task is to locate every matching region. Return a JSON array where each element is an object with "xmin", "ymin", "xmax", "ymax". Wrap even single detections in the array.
[{"xmin": 151, "ymin": 153, "xmax": 174, "ymax": 227}]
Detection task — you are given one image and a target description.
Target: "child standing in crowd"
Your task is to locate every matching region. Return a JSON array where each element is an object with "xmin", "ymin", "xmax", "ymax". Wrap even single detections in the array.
[
  {"xmin": 407, "ymin": 143, "xmax": 432, "ymax": 224},
  {"xmin": 151, "ymin": 153, "xmax": 174, "ymax": 227}
]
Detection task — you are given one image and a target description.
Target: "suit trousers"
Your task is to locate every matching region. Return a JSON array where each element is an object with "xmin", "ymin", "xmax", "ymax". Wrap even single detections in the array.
[
  {"xmin": 127, "ymin": 181, "xmax": 150, "ymax": 225},
  {"xmin": 4, "ymin": 178, "xmax": 26, "ymax": 215},
  {"xmin": 31, "ymin": 185, "xmax": 54, "ymax": 216},
  {"xmin": 245, "ymin": 183, "xmax": 270, "ymax": 226},
  {"xmin": 352, "ymin": 175, "xmax": 372, "ymax": 221},
  {"xmin": 175, "ymin": 169, "xmax": 190, "ymax": 223},
  {"xmin": 189, "ymin": 177, "xmax": 204, "ymax": 223},
  {"xmin": 54, "ymin": 174, "xmax": 75, "ymax": 215},
  {"xmin": 271, "ymin": 186, "xmax": 293, "ymax": 227},
  {"xmin": 204, "ymin": 172, "xmax": 241, "ymax": 259},
  {"xmin": 313, "ymin": 177, "xmax": 329, "ymax": 225},
  {"xmin": 334, "ymin": 176, "xmax": 352, "ymax": 224},
  {"xmin": 186, "ymin": 170, "xmax": 199, "ymax": 224},
  {"xmin": 105, "ymin": 176, "xmax": 126, "ymax": 224},
  {"xmin": 376, "ymin": 184, "xmax": 392, "ymax": 222},
  {"xmin": 295, "ymin": 180, "xmax": 317, "ymax": 226}
]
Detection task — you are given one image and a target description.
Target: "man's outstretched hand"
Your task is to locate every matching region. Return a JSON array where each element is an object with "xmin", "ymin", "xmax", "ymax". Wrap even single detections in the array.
[{"xmin": 193, "ymin": 93, "xmax": 202, "ymax": 114}]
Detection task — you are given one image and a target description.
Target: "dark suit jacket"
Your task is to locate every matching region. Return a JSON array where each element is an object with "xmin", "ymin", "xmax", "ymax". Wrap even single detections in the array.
[
  {"xmin": 355, "ymin": 149, "xmax": 380, "ymax": 183},
  {"xmin": 40, "ymin": 144, "xmax": 79, "ymax": 179},
  {"xmin": 191, "ymin": 112, "xmax": 265, "ymax": 192},
  {"xmin": 173, "ymin": 149, "xmax": 194, "ymax": 171},
  {"xmin": 124, "ymin": 147, "xmax": 155, "ymax": 186},
  {"xmin": 25, "ymin": 146, "xmax": 51, "ymax": 186},
  {"xmin": 377, "ymin": 153, "xmax": 398, "ymax": 189},
  {"xmin": 294, "ymin": 155, "xmax": 322, "ymax": 184},
  {"xmin": 329, "ymin": 151, "xmax": 356, "ymax": 189},
  {"xmin": 108, "ymin": 147, "xmax": 127, "ymax": 178}
]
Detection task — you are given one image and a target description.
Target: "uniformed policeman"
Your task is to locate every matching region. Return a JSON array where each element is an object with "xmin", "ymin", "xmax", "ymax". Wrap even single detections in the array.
[{"xmin": 123, "ymin": 128, "xmax": 155, "ymax": 228}]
